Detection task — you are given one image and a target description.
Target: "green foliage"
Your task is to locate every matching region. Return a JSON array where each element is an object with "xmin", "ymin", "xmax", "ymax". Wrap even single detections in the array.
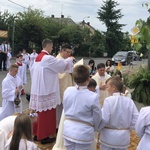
[
  {"xmin": 58, "ymin": 24, "xmax": 84, "ymax": 45},
  {"xmin": 14, "ymin": 8, "xmax": 46, "ymax": 53},
  {"xmin": 97, "ymin": 0, "xmax": 128, "ymax": 57},
  {"xmin": 90, "ymin": 30, "xmax": 105, "ymax": 57},
  {"xmin": 126, "ymin": 67, "xmax": 150, "ymax": 105}
]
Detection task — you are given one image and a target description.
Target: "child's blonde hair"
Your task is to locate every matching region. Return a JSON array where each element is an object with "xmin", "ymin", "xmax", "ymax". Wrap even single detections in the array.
[{"xmin": 106, "ymin": 76, "xmax": 123, "ymax": 93}]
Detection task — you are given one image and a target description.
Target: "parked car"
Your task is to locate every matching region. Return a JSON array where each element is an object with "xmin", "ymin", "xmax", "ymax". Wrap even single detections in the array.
[
  {"xmin": 128, "ymin": 51, "xmax": 139, "ymax": 61},
  {"xmin": 112, "ymin": 51, "xmax": 132, "ymax": 65}
]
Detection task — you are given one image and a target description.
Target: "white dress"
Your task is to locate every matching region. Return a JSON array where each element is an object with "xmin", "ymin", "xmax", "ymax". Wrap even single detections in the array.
[
  {"xmin": 0, "ymin": 73, "xmax": 22, "ymax": 120},
  {"xmin": 135, "ymin": 106, "xmax": 150, "ymax": 150},
  {"xmin": 0, "ymin": 115, "xmax": 17, "ymax": 150},
  {"xmin": 100, "ymin": 92, "xmax": 139, "ymax": 149},
  {"xmin": 5, "ymin": 137, "xmax": 39, "ymax": 150}
]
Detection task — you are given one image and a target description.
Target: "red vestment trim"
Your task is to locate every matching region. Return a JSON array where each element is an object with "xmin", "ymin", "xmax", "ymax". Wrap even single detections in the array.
[
  {"xmin": 35, "ymin": 51, "xmax": 49, "ymax": 62},
  {"xmin": 33, "ymin": 109, "xmax": 56, "ymax": 140},
  {"xmin": 16, "ymin": 62, "xmax": 22, "ymax": 66}
]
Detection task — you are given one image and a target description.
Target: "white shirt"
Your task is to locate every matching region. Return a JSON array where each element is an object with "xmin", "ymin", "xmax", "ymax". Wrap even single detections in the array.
[
  {"xmin": 0, "ymin": 44, "xmax": 10, "ymax": 52},
  {"xmin": 5, "ymin": 137, "xmax": 39, "ymax": 150},
  {"xmin": 135, "ymin": 106, "xmax": 150, "ymax": 150}
]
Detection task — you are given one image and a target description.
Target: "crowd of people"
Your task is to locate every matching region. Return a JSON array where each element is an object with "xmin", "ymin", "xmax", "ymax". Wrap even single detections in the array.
[{"xmin": 0, "ymin": 38, "xmax": 149, "ymax": 150}]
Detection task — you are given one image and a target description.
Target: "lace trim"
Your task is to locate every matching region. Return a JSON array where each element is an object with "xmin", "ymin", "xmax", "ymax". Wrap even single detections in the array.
[{"xmin": 29, "ymin": 93, "xmax": 60, "ymax": 112}]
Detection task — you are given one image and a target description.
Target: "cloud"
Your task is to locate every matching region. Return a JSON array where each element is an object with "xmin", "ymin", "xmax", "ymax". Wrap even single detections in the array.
[{"xmin": 0, "ymin": 0, "xmax": 149, "ymax": 33}]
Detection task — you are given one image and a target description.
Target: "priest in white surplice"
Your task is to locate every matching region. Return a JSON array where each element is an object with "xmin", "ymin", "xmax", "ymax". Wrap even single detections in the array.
[
  {"xmin": 0, "ymin": 64, "xmax": 23, "ymax": 121},
  {"xmin": 29, "ymin": 39, "xmax": 73, "ymax": 144},
  {"xmin": 56, "ymin": 44, "xmax": 73, "ymax": 128}
]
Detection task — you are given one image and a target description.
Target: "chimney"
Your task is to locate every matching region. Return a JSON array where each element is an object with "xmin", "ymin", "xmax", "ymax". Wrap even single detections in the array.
[
  {"xmin": 61, "ymin": 15, "xmax": 64, "ymax": 18},
  {"xmin": 51, "ymin": 15, "xmax": 54, "ymax": 18},
  {"xmin": 87, "ymin": 22, "xmax": 90, "ymax": 25}
]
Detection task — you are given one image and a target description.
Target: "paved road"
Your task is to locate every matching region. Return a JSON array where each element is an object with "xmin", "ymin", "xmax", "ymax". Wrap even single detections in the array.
[{"xmin": 0, "ymin": 57, "xmax": 147, "ymax": 111}]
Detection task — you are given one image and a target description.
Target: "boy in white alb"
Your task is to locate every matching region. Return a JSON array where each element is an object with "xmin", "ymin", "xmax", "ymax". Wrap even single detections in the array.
[
  {"xmin": 29, "ymin": 49, "xmax": 38, "ymax": 69},
  {"xmin": 135, "ymin": 107, "xmax": 150, "ymax": 150},
  {"xmin": 63, "ymin": 65, "xmax": 105, "ymax": 150},
  {"xmin": 22, "ymin": 49, "xmax": 29, "ymax": 85},
  {"xmin": 0, "ymin": 64, "xmax": 23, "ymax": 121},
  {"xmin": 100, "ymin": 76, "xmax": 139, "ymax": 150},
  {"xmin": 15, "ymin": 54, "xmax": 26, "ymax": 95},
  {"xmin": 15, "ymin": 54, "xmax": 24, "ymax": 84},
  {"xmin": 52, "ymin": 78, "xmax": 99, "ymax": 150},
  {"xmin": 6, "ymin": 50, "xmax": 12, "ymax": 69}
]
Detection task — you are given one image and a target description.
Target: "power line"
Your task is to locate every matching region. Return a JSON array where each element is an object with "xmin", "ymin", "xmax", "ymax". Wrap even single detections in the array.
[
  {"xmin": 8, "ymin": 0, "xmax": 28, "ymax": 9},
  {"xmin": 47, "ymin": 0, "xmax": 145, "ymax": 7}
]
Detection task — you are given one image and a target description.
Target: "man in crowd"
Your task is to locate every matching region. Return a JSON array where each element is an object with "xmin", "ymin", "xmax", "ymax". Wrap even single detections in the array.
[
  {"xmin": 56, "ymin": 43, "xmax": 73, "ymax": 128},
  {"xmin": 92, "ymin": 63, "xmax": 111, "ymax": 106},
  {"xmin": 0, "ymin": 41, "xmax": 11, "ymax": 71}
]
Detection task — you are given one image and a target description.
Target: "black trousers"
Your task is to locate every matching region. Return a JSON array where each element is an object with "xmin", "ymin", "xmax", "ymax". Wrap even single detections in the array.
[{"xmin": 0, "ymin": 52, "xmax": 7, "ymax": 70}]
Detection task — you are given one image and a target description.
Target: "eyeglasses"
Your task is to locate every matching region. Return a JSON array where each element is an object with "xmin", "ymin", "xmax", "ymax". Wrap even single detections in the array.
[{"xmin": 65, "ymin": 51, "xmax": 71, "ymax": 54}]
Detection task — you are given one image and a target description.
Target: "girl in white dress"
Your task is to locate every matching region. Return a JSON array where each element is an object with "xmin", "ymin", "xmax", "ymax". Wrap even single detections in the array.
[{"xmin": 5, "ymin": 114, "xmax": 39, "ymax": 150}]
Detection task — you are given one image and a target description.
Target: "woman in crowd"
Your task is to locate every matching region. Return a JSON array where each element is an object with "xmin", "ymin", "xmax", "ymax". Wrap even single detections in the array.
[
  {"xmin": 87, "ymin": 59, "xmax": 96, "ymax": 77},
  {"xmin": 105, "ymin": 59, "xmax": 115, "ymax": 75}
]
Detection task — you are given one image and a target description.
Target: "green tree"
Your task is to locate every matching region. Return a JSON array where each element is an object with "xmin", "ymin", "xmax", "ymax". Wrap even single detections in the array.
[
  {"xmin": 125, "ymin": 2, "xmax": 150, "ymax": 105},
  {"xmin": 90, "ymin": 30, "xmax": 106, "ymax": 57},
  {"xmin": 132, "ymin": 2, "xmax": 150, "ymax": 62},
  {"xmin": 14, "ymin": 8, "xmax": 46, "ymax": 54},
  {"xmin": 97, "ymin": 0, "xmax": 126, "ymax": 57}
]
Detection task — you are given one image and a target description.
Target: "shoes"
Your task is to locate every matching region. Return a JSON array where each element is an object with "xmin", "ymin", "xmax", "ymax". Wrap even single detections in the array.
[
  {"xmin": 41, "ymin": 137, "xmax": 56, "ymax": 144},
  {"xmin": 33, "ymin": 135, "xmax": 38, "ymax": 141},
  {"xmin": 56, "ymin": 128, "xmax": 58, "ymax": 134},
  {"xmin": 26, "ymin": 93, "xmax": 30, "ymax": 101}
]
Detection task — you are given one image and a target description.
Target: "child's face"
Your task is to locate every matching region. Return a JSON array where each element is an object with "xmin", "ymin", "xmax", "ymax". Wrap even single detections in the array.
[
  {"xmin": 18, "ymin": 57, "xmax": 23, "ymax": 62},
  {"xmin": 88, "ymin": 86, "xmax": 96, "ymax": 92},
  {"xmin": 106, "ymin": 81, "xmax": 115, "ymax": 95},
  {"xmin": 9, "ymin": 68, "xmax": 18, "ymax": 76}
]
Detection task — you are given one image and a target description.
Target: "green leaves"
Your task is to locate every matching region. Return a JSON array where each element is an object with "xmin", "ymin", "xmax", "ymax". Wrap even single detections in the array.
[{"xmin": 97, "ymin": 0, "xmax": 126, "ymax": 57}]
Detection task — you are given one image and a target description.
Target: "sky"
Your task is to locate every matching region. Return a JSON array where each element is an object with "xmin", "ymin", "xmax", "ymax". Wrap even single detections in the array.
[{"xmin": 0, "ymin": 0, "xmax": 149, "ymax": 33}]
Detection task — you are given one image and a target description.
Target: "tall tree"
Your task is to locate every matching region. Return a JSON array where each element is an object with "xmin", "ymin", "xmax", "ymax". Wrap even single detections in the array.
[{"xmin": 97, "ymin": 0, "xmax": 125, "ymax": 57}]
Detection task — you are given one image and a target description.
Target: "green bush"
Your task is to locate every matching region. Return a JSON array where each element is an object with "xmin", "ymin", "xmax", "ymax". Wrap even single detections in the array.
[{"xmin": 125, "ymin": 67, "xmax": 150, "ymax": 105}]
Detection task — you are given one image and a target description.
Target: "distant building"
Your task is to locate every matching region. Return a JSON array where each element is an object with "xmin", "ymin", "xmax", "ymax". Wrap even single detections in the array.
[
  {"xmin": 49, "ymin": 15, "xmax": 76, "ymax": 25},
  {"xmin": 78, "ymin": 20, "xmax": 95, "ymax": 35}
]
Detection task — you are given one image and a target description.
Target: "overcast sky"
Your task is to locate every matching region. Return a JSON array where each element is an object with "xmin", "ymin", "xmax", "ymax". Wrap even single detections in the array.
[{"xmin": 0, "ymin": 0, "xmax": 149, "ymax": 33}]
